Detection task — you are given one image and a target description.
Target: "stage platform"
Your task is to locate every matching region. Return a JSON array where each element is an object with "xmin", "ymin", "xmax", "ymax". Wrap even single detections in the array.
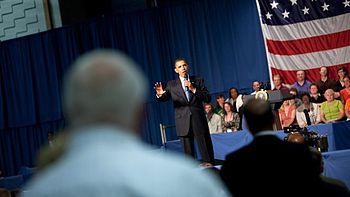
[{"xmin": 164, "ymin": 121, "xmax": 350, "ymax": 189}]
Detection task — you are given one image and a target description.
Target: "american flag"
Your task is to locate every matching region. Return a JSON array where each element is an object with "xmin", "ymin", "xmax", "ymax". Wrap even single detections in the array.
[{"xmin": 256, "ymin": 0, "xmax": 350, "ymax": 85}]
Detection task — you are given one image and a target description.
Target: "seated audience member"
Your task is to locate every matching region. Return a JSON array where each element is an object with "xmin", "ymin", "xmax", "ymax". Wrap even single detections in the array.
[
  {"xmin": 225, "ymin": 87, "xmax": 243, "ymax": 113},
  {"xmin": 250, "ymin": 80, "xmax": 261, "ymax": 95},
  {"xmin": 21, "ymin": 50, "xmax": 230, "ymax": 197},
  {"xmin": 271, "ymin": 74, "xmax": 289, "ymax": 111},
  {"xmin": 316, "ymin": 66, "xmax": 336, "ymax": 95},
  {"xmin": 279, "ymin": 99, "xmax": 297, "ymax": 128},
  {"xmin": 289, "ymin": 87, "xmax": 302, "ymax": 108},
  {"xmin": 335, "ymin": 66, "xmax": 348, "ymax": 92},
  {"xmin": 320, "ymin": 89, "xmax": 345, "ymax": 123},
  {"xmin": 222, "ymin": 102, "xmax": 240, "ymax": 132},
  {"xmin": 296, "ymin": 93, "xmax": 321, "ymax": 127},
  {"xmin": 292, "ymin": 70, "xmax": 312, "ymax": 96},
  {"xmin": 220, "ymin": 99, "xmax": 324, "ymax": 197},
  {"xmin": 339, "ymin": 76, "xmax": 350, "ymax": 105},
  {"xmin": 213, "ymin": 94, "xmax": 225, "ymax": 117},
  {"xmin": 310, "ymin": 83, "xmax": 326, "ymax": 105},
  {"xmin": 344, "ymin": 99, "xmax": 350, "ymax": 120},
  {"xmin": 204, "ymin": 103, "xmax": 223, "ymax": 134},
  {"xmin": 272, "ymin": 74, "xmax": 289, "ymax": 90}
]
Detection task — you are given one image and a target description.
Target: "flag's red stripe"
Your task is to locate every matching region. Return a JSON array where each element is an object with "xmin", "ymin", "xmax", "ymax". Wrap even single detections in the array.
[
  {"xmin": 266, "ymin": 29, "xmax": 350, "ymax": 55},
  {"xmin": 271, "ymin": 63, "xmax": 350, "ymax": 85}
]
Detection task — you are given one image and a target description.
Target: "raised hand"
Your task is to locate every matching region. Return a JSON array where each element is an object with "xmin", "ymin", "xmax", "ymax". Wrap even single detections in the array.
[{"xmin": 154, "ymin": 82, "xmax": 164, "ymax": 96}]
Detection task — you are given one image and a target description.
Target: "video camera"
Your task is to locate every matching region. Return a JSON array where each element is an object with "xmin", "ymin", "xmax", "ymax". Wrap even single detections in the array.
[{"xmin": 283, "ymin": 125, "xmax": 328, "ymax": 152}]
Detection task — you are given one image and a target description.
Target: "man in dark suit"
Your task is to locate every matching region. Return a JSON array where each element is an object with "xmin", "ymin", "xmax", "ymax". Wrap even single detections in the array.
[
  {"xmin": 220, "ymin": 98, "xmax": 325, "ymax": 197},
  {"xmin": 154, "ymin": 57, "xmax": 214, "ymax": 166}
]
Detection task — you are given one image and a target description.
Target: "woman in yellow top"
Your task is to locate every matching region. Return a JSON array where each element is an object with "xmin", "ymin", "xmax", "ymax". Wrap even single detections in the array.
[{"xmin": 320, "ymin": 89, "xmax": 344, "ymax": 123}]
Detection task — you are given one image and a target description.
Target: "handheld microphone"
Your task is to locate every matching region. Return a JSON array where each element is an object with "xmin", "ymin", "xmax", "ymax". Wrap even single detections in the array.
[
  {"xmin": 303, "ymin": 108, "xmax": 312, "ymax": 125},
  {"xmin": 303, "ymin": 109, "xmax": 309, "ymax": 113},
  {"xmin": 184, "ymin": 74, "xmax": 189, "ymax": 91}
]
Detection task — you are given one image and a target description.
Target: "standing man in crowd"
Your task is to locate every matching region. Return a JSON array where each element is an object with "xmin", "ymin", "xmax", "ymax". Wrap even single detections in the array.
[
  {"xmin": 292, "ymin": 70, "xmax": 312, "ymax": 96},
  {"xmin": 21, "ymin": 50, "xmax": 229, "ymax": 197},
  {"xmin": 272, "ymin": 74, "xmax": 289, "ymax": 91},
  {"xmin": 271, "ymin": 74, "xmax": 290, "ymax": 129},
  {"xmin": 154, "ymin": 58, "xmax": 215, "ymax": 167},
  {"xmin": 316, "ymin": 66, "xmax": 336, "ymax": 95}
]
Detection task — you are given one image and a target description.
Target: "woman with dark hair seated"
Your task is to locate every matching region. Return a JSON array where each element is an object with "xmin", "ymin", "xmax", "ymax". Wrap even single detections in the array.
[
  {"xmin": 222, "ymin": 102, "xmax": 240, "ymax": 132},
  {"xmin": 225, "ymin": 87, "xmax": 243, "ymax": 113},
  {"xmin": 213, "ymin": 94, "xmax": 225, "ymax": 117}
]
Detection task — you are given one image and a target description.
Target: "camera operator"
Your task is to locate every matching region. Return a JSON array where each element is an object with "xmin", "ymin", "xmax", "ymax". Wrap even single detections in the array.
[
  {"xmin": 284, "ymin": 126, "xmax": 328, "ymax": 152},
  {"xmin": 286, "ymin": 132, "xmax": 305, "ymax": 144}
]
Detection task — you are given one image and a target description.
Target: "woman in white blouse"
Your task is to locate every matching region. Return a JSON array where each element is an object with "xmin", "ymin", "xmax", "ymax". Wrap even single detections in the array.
[
  {"xmin": 225, "ymin": 87, "xmax": 243, "ymax": 113},
  {"xmin": 296, "ymin": 92, "xmax": 321, "ymax": 127}
]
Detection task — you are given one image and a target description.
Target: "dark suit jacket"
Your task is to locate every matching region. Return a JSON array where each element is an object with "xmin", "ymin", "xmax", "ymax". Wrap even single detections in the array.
[
  {"xmin": 220, "ymin": 134, "xmax": 324, "ymax": 197},
  {"xmin": 156, "ymin": 76, "xmax": 211, "ymax": 136},
  {"xmin": 321, "ymin": 176, "xmax": 350, "ymax": 197}
]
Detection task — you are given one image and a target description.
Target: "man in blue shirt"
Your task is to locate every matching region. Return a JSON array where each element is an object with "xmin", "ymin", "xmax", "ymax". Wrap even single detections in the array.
[{"xmin": 292, "ymin": 70, "xmax": 312, "ymax": 96}]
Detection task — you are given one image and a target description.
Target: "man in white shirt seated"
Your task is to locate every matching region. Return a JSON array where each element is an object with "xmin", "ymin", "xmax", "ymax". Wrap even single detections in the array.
[{"xmin": 250, "ymin": 80, "xmax": 261, "ymax": 95}]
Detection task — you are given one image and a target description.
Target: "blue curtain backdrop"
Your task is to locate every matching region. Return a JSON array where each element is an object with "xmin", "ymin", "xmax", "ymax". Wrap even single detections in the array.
[{"xmin": 0, "ymin": 0, "xmax": 268, "ymax": 175}]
